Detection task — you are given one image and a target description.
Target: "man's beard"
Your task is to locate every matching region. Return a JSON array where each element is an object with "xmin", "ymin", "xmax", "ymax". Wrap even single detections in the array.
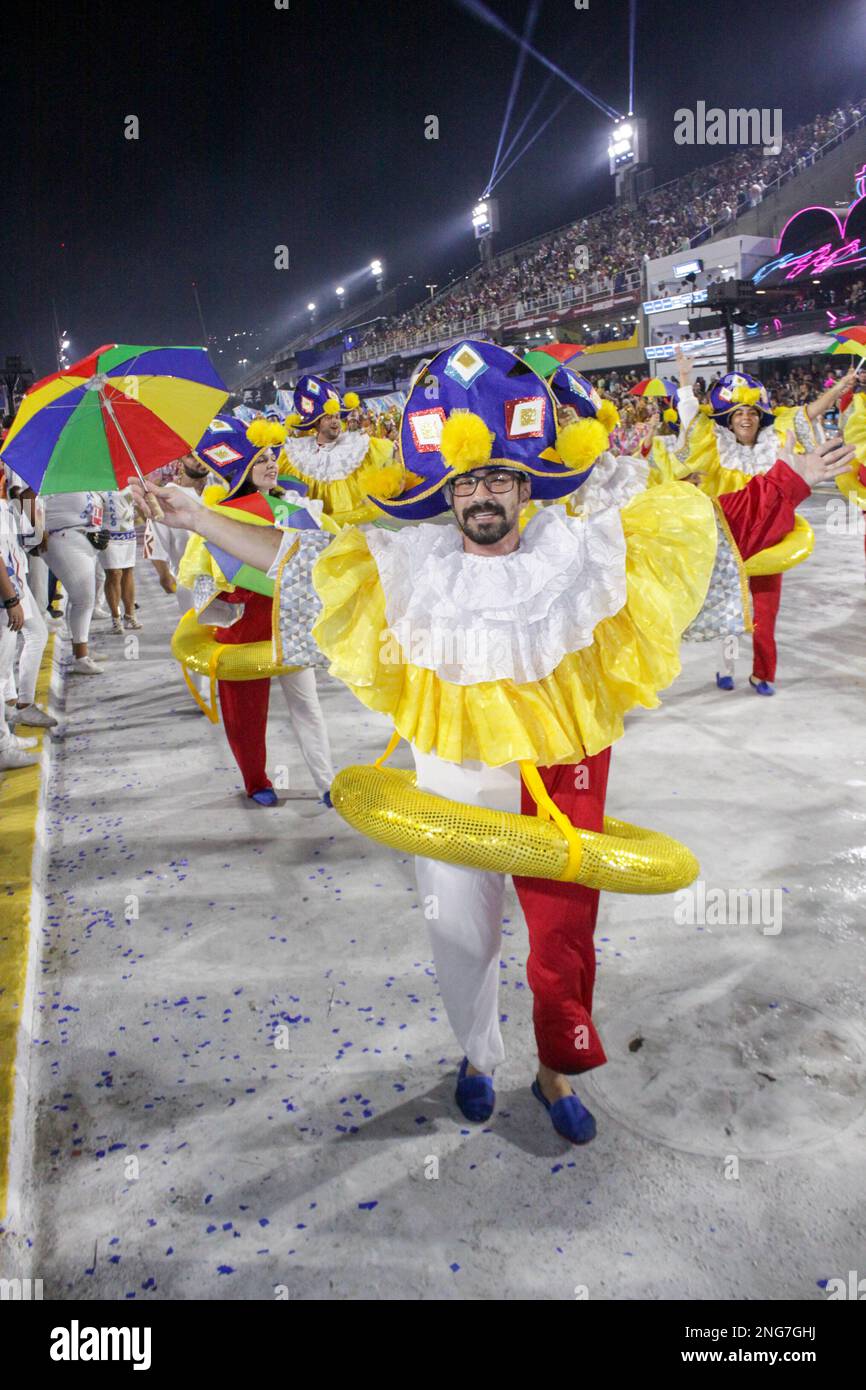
[{"xmin": 457, "ymin": 502, "xmax": 512, "ymax": 545}]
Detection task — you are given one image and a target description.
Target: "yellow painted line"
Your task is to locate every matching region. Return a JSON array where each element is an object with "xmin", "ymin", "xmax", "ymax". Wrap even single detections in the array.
[{"xmin": 0, "ymin": 635, "xmax": 54, "ymax": 1220}]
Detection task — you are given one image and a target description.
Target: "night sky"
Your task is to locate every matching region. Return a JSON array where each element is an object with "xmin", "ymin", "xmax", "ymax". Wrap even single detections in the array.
[{"xmin": 2, "ymin": 0, "xmax": 864, "ymax": 381}]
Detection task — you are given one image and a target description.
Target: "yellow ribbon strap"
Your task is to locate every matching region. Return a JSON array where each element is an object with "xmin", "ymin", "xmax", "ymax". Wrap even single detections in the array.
[
  {"xmin": 181, "ymin": 662, "xmax": 219, "ymax": 722},
  {"xmin": 374, "ymin": 729, "xmax": 402, "ymax": 768},
  {"xmin": 520, "ymin": 762, "xmax": 584, "ymax": 883}
]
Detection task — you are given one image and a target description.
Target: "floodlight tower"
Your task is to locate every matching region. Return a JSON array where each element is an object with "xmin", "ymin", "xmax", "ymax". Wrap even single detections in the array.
[
  {"xmin": 472, "ymin": 197, "xmax": 500, "ymax": 264},
  {"xmin": 607, "ymin": 116, "xmax": 648, "ymax": 204}
]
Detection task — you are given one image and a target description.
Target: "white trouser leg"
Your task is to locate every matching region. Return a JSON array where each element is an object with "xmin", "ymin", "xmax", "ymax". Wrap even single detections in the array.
[
  {"xmin": 175, "ymin": 587, "xmax": 207, "ymax": 696},
  {"xmin": 27, "ymin": 553, "xmax": 49, "ymax": 612},
  {"xmin": 45, "ymin": 531, "xmax": 97, "ymax": 644},
  {"xmin": 411, "ymin": 750, "xmax": 521, "ymax": 1074},
  {"xmin": 14, "ymin": 586, "xmax": 48, "ymax": 706},
  {"xmin": 0, "ymin": 621, "xmax": 16, "ymax": 741},
  {"xmin": 719, "ymin": 635, "xmax": 736, "ymax": 677},
  {"xmin": 276, "ymin": 668, "xmax": 335, "ymax": 795}
]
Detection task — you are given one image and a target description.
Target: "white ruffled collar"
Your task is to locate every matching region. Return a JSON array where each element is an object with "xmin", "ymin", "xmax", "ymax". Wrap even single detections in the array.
[
  {"xmin": 282, "ymin": 431, "xmax": 372, "ymax": 481},
  {"xmin": 363, "ymin": 505, "xmax": 629, "ymax": 686},
  {"xmin": 714, "ymin": 421, "xmax": 779, "ymax": 474}
]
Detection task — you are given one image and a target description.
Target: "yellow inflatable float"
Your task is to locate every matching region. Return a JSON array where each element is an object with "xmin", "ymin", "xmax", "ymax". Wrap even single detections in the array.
[
  {"xmin": 331, "ymin": 743, "xmax": 699, "ymax": 894},
  {"xmin": 170, "ymin": 607, "xmax": 299, "ymax": 722}
]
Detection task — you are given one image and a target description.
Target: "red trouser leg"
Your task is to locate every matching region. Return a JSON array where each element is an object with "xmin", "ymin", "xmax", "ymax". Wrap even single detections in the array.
[
  {"xmin": 214, "ymin": 590, "xmax": 275, "ymax": 797},
  {"xmin": 217, "ymin": 677, "xmax": 272, "ymax": 795},
  {"xmin": 749, "ymin": 572, "xmax": 783, "ymax": 683},
  {"xmin": 512, "ymin": 748, "xmax": 612, "ymax": 1076}
]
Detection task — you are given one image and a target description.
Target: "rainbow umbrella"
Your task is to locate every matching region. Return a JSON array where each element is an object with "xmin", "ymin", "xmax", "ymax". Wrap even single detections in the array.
[
  {"xmin": 523, "ymin": 343, "xmax": 585, "ymax": 379},
  {"xmin": 628, "ymin": 377, "xmax": 678, "ymax": 398},
  {"xmin": 0, "ymin": 344, "xmax": 228, "ymax": 493},
  {"xmin": 825, "ymin": 325, "xmax": 866, "ymax": 360}
]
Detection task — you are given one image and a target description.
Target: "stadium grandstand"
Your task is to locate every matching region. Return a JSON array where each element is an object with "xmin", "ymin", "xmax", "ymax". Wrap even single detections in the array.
[{"xmin": 237, "ymin": 94, "xmax": 866, "ymax": 410}]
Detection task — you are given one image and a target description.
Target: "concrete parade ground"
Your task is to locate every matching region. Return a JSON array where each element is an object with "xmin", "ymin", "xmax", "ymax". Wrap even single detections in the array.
[{"xmin": 1, "ymin": 489, "xmax": 864, "ymax": 1302}]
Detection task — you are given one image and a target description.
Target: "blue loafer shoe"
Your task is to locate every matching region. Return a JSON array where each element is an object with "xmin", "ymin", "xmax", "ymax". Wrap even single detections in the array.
[
  {"xmin": 749, "ymin": 677, "xmax": 775, "ymax": 696},
  {"xmin": 532, "ymin": 1078, "xmax": 597, "ymax": 1144},
  {"xmin": 715, "ymin": 672, "xmax": 735, "ymax": 691},
  {"xmin": 250, "ymin": 787, "xmax": 278, "ymax": 806},
  {"xmin": 321, "ymin": 789, "xmax": 333, "ymax": 809},
  {"xmin": 455, "ymin": 1057, "xmax": 495, "ymax": 1123}
]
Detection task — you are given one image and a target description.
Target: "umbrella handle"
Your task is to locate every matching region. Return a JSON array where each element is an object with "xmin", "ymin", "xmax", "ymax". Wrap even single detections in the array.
[{"xmin": 100, "ymin": 389, "xmax": 165, "ymax": 520}]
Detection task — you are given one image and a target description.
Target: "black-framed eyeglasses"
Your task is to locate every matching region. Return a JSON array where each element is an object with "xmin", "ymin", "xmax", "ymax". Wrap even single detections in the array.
[{"xmin": 449, "ymin": 470, "xmax": 528, "ymax": 497}]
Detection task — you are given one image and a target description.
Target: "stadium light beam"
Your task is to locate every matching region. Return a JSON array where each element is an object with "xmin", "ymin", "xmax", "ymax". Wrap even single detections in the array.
[
  {"xmin": 486, "ymin": 0, "xmax": 542, "ymax": 193},
  {"xmin": 628, "ymin": 0, "xmax": 637, "ymax": 115},
  {"xmin": 488, "ymin": 90, "xmax": 574, "ymax": 192},
  {"xmin": 455, "ymin": 0, "xmax": 620, "ymax": 119}
]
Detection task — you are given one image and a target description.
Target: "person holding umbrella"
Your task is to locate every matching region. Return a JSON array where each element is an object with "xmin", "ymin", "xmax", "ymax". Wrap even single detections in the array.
[{"xmin": 0, "ymin": 343, "xmax": 228, "ymax": 674}]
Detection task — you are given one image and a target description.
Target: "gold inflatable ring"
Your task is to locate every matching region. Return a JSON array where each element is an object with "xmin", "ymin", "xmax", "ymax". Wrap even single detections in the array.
[
  {"xmin": 331, "ymin": 762, "xmax": 699, "ymax": 894},
  {"xmin": 743, "ymin": 513, "xmax": 813, "ymax": 577},
  {"xmin": 171, "ymin": 608, "xmax": 299, "ymax": 722}
]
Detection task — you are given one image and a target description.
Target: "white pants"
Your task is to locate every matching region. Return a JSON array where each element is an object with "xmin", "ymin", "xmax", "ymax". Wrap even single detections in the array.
[
  {"xmin": 1, "ymin": 584, "xmax": 47, "ymax": 706},
  {"xmin": 175, "ymin": 586, "xmax": 208, "ymax": 699},
  {"xmin": 412, "ymin": 750, "xmax": 521, "ymax": 1074},
  {"xmin": 27, "ymin": 552, "xmax": 50, "ymax": 613},
  {"xmin": 276, "ymin": 668, "xmax": 335, "ymax": 796},
  {"xmin": 45, "ymin": 530, "xmax": 98, "ymax": 644},
  {"xmin": 0, "ymin": 621, "xmax": 15, "ymax": 741}
]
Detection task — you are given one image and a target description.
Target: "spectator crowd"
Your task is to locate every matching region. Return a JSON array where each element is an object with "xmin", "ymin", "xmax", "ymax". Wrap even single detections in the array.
[{"xmin": 353, "ymin": 97, "xmax": 865, "ymax": 360}]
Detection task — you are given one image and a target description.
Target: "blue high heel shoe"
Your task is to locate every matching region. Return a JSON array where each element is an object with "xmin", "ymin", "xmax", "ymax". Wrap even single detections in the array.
[
  {"xmin": 749, "ymin": 676, "xmax": 775, "ymax": 696},
  {"xmin": 715, "ymin": 672, "xmax": 735, "ymax": 691},
  {"xmin": 250, "ymin": 787, "xmax": 278, "ymax": 807},
  {"xmin": 531, "ymin": 1078, "xmax": 597, "ymax": 1144},
  {"xmin": 455, "ymin": 1057, "xmax": 495, "ymax": 1123}
]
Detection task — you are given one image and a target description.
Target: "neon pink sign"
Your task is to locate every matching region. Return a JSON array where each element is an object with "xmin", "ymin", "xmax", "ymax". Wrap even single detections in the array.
[{"xmin": 753, "ymin": 164, "xmax": 866, "ymax": 285}]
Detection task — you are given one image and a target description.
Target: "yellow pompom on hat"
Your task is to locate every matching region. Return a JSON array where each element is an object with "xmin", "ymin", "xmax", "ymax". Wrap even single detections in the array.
[
  {"xmin": 373, "ymin": 340, "xmax": 605, "ymax": 521},
  {"xmin": 709, "ymin": 372, "xmax": 774, "ymax": 428}
]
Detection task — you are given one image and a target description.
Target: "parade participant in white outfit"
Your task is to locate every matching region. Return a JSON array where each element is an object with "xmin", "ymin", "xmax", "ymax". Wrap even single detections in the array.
[
  {"xmin": 0, "ymin": 505, "xmax": 40, "ymax": 769},
  {"xmin": 42, "ymin": 491, "xmax": 106, "ymax": 674},
  {"xmin": 0, "ymin": 488, "xmax": 56, "ymax": 731},
  {"xmin": 99, "ymin": 487, "xmax": 141, "ymax": 634}
]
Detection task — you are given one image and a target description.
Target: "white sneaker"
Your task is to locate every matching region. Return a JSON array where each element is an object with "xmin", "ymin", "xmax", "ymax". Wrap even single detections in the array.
[
  {"xmin": 92, "ymin": 603, "xmax": 110, "ymax": 619},
  {"xmin": 123, "ymin": 614, "xmax": 143, "ymax": 631},
  {"xmin": 9, "ymin": 703, "xmax": 58, "ymax": 729},
  {"xmin": 0, "ymin": 743, "xmax": 38, "ymax": 770},
  {"xmin": 111, "ymin": 615, "xmax": 124, "ymax": 634},
  {"xmin": 68, "ymin": 655, "xmax": 105, "ymax": 675}
]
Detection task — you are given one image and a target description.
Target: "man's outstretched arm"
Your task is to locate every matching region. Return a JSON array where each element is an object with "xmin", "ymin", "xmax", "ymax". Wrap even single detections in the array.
[{"xmin": 131, "ymin": 479, "xmax": 282, "ymax": 573}]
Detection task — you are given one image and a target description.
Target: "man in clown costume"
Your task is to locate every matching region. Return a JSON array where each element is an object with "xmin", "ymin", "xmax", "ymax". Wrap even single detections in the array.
[
  {"xmin": 132, "ymin": 341, "xmax": 854, "ymax": 1146},
  {"xmin": 672, "ymin": 361, "xmax": 856, "ymax": 693},
  {"xmin": 280, "ymin": 374, "xmax": 412, "ymax": 524}
]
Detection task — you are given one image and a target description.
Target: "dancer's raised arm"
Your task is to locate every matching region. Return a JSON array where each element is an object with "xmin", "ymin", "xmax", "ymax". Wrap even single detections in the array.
[{"xmin": 131, "ymin": 478, "xmax": 282, "ymax": 573}]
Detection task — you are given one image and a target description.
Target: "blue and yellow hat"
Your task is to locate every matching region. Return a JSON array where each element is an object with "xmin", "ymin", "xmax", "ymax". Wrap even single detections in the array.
[
  {"xmin": 285, "ymin": 375, "xmax": 361, "ymax": 433},
  {"xmin": 548, "ymin": 366, "xmax": 621, "ymax": 430},
  {"xmin": 710, "ymin": 372, "xmax": 774, "ymax": 429},
  {"xmin": 194, "ymin": 415, "xmax": 286, "ymax": 498},
  {"xmin": 374, "ymin": 340, "xmax": 611, "ymax": 521}
]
